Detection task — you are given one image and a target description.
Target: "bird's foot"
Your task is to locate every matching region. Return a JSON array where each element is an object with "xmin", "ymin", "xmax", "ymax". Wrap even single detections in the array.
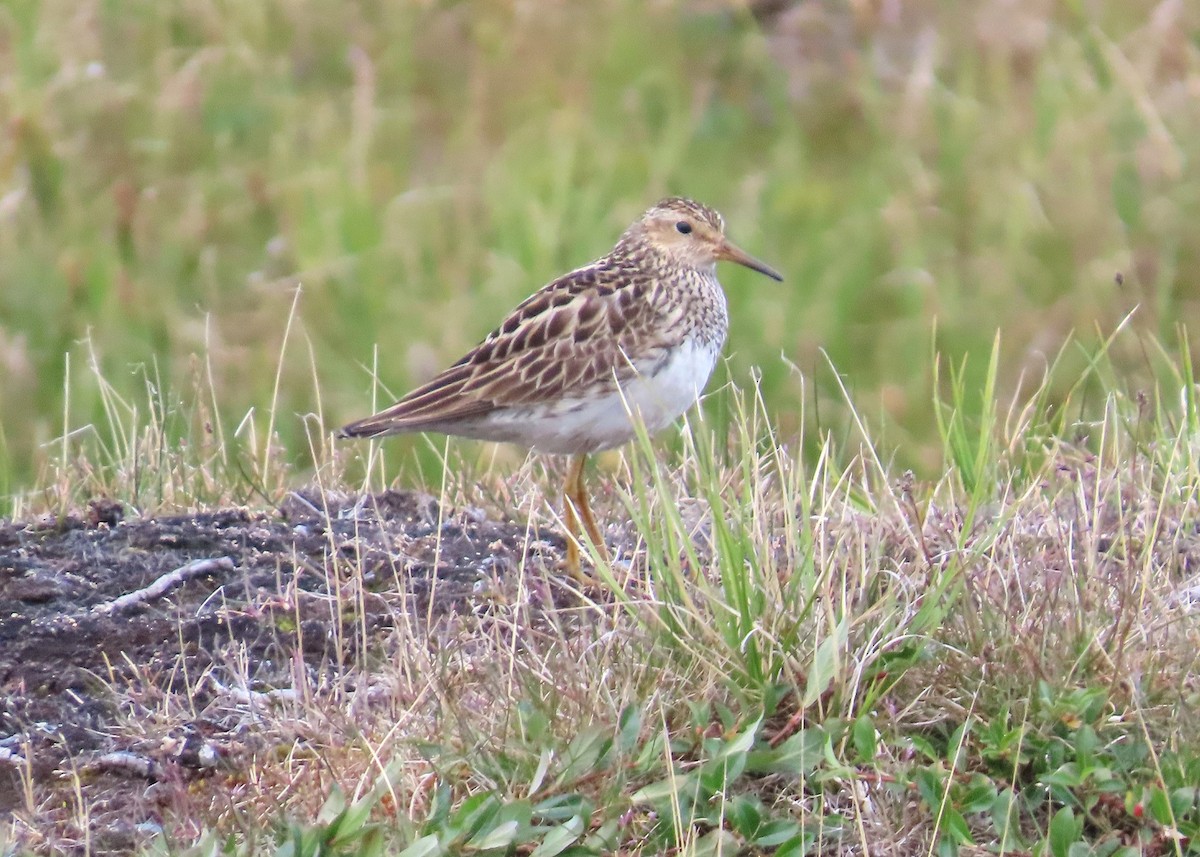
[{"xmin": 560, "ymin": 538, "xmax": 605, "ymax": 590}]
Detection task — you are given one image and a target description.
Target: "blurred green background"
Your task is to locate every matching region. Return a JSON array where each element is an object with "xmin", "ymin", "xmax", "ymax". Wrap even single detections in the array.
[{"xmin": 0, "ymin": 0, "xmax": 1197, "ymax": 507}]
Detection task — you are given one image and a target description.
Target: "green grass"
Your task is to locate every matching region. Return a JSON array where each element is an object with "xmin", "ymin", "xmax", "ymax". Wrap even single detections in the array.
[
  {"xmin": 3, "ymin": 1, "xmax": 1200, "ymax": 500},
  {"xmin": 10, "ymin": 334, "xmax": 1186, "ymax": 855},
  {"xmin": 3, "ymin": 1, "xmax": 1200, "ymax": 854}
]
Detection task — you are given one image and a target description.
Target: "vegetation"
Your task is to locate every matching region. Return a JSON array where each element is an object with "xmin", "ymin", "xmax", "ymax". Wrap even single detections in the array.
[
  {"xmin": 1, "ymin": 1, "xmax": 1199, "ymax": 855},
  {"xmin": 3, "ymin": 1, "xmax": 1200, "ymax": 500}
]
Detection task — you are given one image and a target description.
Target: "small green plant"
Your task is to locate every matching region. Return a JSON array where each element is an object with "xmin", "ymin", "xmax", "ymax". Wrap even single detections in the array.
[
  {"xmin": 631, "ymin": 715, "xmax": 833, "ymax": 855},
  {"xmin": 874, "ymin": 684, "xmax": 1200, "ymax": 856}
]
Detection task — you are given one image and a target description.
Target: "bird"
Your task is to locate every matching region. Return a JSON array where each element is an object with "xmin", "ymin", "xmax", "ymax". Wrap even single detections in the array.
[{"xmin": 338, "ymin": 197, "xmax": 782, "ymax": 582}]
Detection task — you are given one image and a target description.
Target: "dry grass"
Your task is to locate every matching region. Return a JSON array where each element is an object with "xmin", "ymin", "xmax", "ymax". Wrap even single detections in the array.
[
  {"xmin": 3, "ymin": 1, "xmax": 1200, "ymax": 854},
  {"xmin": 4, "ymin": 0, "xmax": 1200, "ymax": 495},
  {"xmin": 5, "ymin": 332, "xmax": 1198, "ymax": 854}
]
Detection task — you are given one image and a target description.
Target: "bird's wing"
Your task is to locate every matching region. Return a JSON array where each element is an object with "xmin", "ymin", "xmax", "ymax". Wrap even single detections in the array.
[{"xmin": 339, "ymin": 261, "xmax": 671, "ymax": 438}]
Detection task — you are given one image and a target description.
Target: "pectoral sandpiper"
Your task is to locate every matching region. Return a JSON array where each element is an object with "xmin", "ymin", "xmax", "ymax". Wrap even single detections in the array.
[{"xmin": 339, "ymin": 197, "xmax": 782, "ymax": 580}]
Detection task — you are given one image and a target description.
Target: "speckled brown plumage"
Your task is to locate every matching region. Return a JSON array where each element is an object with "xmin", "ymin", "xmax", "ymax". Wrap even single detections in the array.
[{"xmin": 339, "ymin": 197, "xmax": 782, "ymax": 581}]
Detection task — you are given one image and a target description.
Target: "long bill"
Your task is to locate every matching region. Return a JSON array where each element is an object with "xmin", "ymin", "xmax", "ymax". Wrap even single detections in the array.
[{"xmin": 718, "ymin": 238, "xmax": 784, "ymax": 282}]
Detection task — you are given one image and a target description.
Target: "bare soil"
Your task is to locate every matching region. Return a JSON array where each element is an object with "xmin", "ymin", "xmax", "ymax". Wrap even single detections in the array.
[{"xmin": 0, "ymin": 489, "xmax": 567, "ymax": 852}]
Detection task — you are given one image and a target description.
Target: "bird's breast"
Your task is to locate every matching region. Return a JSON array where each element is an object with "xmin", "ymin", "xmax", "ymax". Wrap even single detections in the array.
[
  {"xmin": 660, "ymin": 269, "xmax": 729, "ymax": 348},
  {"xmin": 513, "ymin": 335, "xmax": 724, "ymax": 454}
]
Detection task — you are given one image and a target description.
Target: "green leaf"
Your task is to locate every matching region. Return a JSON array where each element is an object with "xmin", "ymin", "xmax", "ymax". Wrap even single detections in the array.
[
  {"xmin": 528, "ymin": 816, "xmax": 585, "ymax": 857},
  {"xmin": 938, "ymin": 806, "xmax": 973, "ymax": 845},
  {"xmin": 908, "ymin": 734, "xmax": 938, "ymax": 762},
  {"xmin": 945, "ymin": 806, "xmax": 974, "ymax": 840},
  {"xmin": 947, "ymin": 720, "xmax": 971, "ymax": 769},
  {"xmin": 517, "ymin": 701, "xmax": 551, "ymax": 743},
  {"xmin": 852, "ymin": 714, "xmax": 877, "ymax": 762},
  {"xmin": 746, "ymin": 727, "xmax": 825, "ymax": 775},
  {"xmin": 722, "ymin": 719, "xmax": 762, "ymax": 756},
  {"xmin": 632, "ymin": 731, "xmax": 667, "ymax": 776},
  {"xmin": 990, "ymin": 789, "xmax": 1018, "ymax": 842},
  {"xmin": 1106, "ymin": 738, "xmax": 1148, "ymax": 772},
  {"xmin": 353, "ymin": 827, "xmax": 387, "ymax": 857},
  {"xmin": 468, "ymin": 819, "xmax": 519, "ymax": 851},
  {"xmin": 803, "ymin": 620, "xmax": 847, "ymax": 707},
  {"xmin": 752, "ymin": 819, "xmax": 802, "ymax": 847},
  {"xmin": 700, "ymin": 729, "xmax": 751, "ymax": 796},
  {"xmin": 327, "ymin": 792, "xmax": 378, "ymax": 846},
  {"xmin": 773, "ymin": 833, "xmax": 812, "ymax": 857},
  {"xmin": 914, "ymin": 768, "xmax": 944, "ymax": 809},
  {"xmin": 317, "ymin": 787, "xmax": 347, "ymax": 824},
  {"xmin": 935, "ymin": 837, "xmax": 958, "ymax": 857},
  {"xmin": 1048, "ymin": 806, "xmax": 1080, "ymax": 857},
  {"xmin": 692, "ymin": 828, "xmax": 739, "ymax": 857},
  {"xmin": 426, "ymin": 783, "xmax": 454, "ymax": 829},
  {"xmin": 528, "ymin": 747, "xmax": 553, "ymax": 796},
  {"xmin": 448, "ymin": 793, "xmax": 501, "ymax": 841},
  {"xmin": 632, "ymin": 772, "xmax": 696, "ymax": 805},
  {"xmin": 555, "ymin": 728, "xmax": 611, "ymax": 785},
  {"xmin": 397, "ymin": 834, "xmax": 442, "ymax": 857},
  {"xmin": 582, "ymin": 819, "xmax": 620, "ymax": 852},
  {"xmin": 1074, "ymin": 725, "xmax": 1099, "ymax": 760},
  {"xmin": 533, "ymin": 794, "xmax": 588, "ymax": 822},
  {"xmin": 1148, "ymin": 788, "xmax": 1173, "ymax": 825},
  {"xmin": 960, "ymin": 777, "xmax": 997, "ymax": 814},
  {"xmin": 617, "ymin": 705, "xmax": 643, "ymax": 755},
  {"xmin": 726, "ymin": 795, "xmax": 763, "ymax": 836},
  {"xmin": 1171, "ymin": 786, "xmax": 1198, "ymax": 817},
  {"xmin": 1045, "ymin": 762, "xmax": 1083, "ymax": 788}
]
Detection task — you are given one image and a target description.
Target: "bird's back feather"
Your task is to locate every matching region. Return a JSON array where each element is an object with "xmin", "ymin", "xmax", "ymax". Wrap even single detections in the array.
[{"xmin": 337, "ymin": 258, "xmax": 679, "ymax": 439}]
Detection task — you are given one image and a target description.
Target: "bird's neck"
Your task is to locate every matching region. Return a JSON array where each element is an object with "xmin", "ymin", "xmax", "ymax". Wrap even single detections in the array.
[{"xmin": 609, "ymin": 241, "xmax": 715, "ymax": 283}]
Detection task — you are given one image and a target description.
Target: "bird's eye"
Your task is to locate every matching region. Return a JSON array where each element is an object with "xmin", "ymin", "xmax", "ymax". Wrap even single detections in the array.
[{"xmin": 675, "ymin": 221, "xmax": 692, "ymax": 235}]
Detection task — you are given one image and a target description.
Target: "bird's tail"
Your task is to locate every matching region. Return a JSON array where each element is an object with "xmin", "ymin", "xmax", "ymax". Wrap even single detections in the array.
[{"xmin": 335, "ymin": 416, "xmax": 396, "ymax": 440}]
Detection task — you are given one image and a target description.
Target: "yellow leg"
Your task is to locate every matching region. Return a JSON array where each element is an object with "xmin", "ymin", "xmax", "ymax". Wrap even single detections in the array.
[{"xmin": 563, "ymin": 454, "xmax": 609, "ymax": 583}]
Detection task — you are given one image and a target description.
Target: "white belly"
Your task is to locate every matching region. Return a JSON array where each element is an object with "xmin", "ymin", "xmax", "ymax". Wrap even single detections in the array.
[{"xmin": 465, "ymin": 338, "xmax": 723, "ymax": 454}]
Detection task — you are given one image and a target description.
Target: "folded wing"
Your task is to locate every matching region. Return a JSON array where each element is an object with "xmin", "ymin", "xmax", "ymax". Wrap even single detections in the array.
[{"xmin": 338, "ymin": 263, "xmax": 667, "ymax": 439}]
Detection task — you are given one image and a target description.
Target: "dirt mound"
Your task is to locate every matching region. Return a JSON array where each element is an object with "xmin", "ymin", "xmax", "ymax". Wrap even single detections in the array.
[{"xmin": 0, "ymin": 490, "xmax": 564, "ymax": 851}]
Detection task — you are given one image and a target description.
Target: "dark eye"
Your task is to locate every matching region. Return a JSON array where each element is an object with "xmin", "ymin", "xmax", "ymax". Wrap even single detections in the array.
[{"xmin": 675, "ymin": 221, "xmax": 692, "ymax": 235}]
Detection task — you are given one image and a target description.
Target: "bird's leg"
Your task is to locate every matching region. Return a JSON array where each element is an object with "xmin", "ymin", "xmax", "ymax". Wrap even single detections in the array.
[
  {"xmin": 562, "ymin": 453, "xmax": 608, "ymax": 584},
  {"xmin": 563, "ymin": 456, "xmax": 583, "ymax": 577},
  {"xmin": 573, "ymin": 459, "xmax": 609, "ymax": 564}
]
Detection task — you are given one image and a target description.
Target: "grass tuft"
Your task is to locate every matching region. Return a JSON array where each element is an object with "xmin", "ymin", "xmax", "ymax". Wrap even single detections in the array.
[
  {"xmin": 6, "ymin": 326, "xmax": 1194, "ymax": 855},
  {"xmin": 3, "ymin": 2, "xmax": 1200, "ymax": 854}
]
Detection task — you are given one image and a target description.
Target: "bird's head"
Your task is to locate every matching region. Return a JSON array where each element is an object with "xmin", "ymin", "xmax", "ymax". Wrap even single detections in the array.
[{"xmin": 621, "ymin": 197, "xmax": 783, "ymax": 282}]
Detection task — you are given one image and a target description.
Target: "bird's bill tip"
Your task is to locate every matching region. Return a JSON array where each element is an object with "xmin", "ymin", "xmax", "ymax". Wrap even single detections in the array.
[{"xmin": 718, "ymin": 239, "xmax": 783, "ymax": 282}]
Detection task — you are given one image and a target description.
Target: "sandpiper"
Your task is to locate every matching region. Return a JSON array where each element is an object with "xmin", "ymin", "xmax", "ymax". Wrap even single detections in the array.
[{"xmin": 339, "ymin": 197, "xmax": 782, "ymax": 580}]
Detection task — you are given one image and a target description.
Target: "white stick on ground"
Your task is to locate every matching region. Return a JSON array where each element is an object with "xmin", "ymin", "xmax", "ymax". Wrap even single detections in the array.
[
  {"xmin": 207, "ymin": 675, "xmax": 298, "ymax": 707},
  {"xmin": 87, "ymin": 751, "xmax": 158, "ymax": 780},
  {"xmin": 91, "ymin": 557, "xmax": 235, "ymax": 616}
]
